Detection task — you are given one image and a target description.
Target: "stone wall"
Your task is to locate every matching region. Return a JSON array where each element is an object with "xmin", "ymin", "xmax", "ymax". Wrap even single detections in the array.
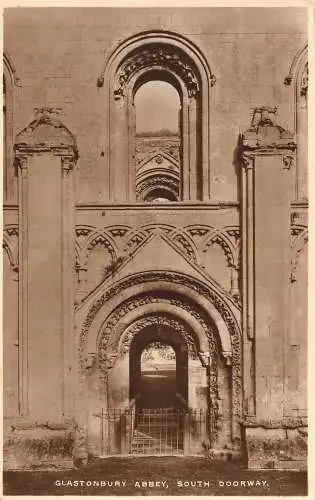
[
  {"xmin": 4, "ymin": 7, "xmax": 307, "ymax": 203},
  {"xmin": 2, "ymin": 7, "xmax": 308, "ymax": 470}
]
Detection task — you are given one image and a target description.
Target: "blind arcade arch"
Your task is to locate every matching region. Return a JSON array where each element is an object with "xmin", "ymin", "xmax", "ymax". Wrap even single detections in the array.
[{"xmin": 98, "ymin": 31, "xmax": 216, "ymax": 202}]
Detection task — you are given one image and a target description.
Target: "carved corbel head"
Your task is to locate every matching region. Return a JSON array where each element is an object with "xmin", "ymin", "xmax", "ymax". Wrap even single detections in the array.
[
  {"xmin": 199, "ymin": 351, "xmax": 211, "ymax": 367},
  {"xmin": 85, "ymin": 353, "xmax": 96, "ymax": 369}
]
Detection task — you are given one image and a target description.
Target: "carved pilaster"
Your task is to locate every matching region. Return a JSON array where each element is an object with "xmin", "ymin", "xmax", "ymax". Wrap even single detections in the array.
[
  {"xmin": 14, "ymin": 109, "xmax": 78, "ymax": 421},
  {"xmin": 61, "ymin": 150, "xmax": 78, "ymax": 418},
  {"xmin": 240, "ymin": 106, "xmax": 296, "ymax": 421},
  {"xmin": 16, "ymin": 150, "xmax": 30, "ymax": 416}
]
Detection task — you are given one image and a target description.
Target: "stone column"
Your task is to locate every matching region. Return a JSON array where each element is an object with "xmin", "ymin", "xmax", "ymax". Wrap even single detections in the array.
[
  {"xmin": 15, "ymin": 108, "xmax": 78, "ymax": 423},
  {"xmin": 241, "ymin": 107, "xmax": 297, "ymax": 468},
  {"xmin": 111, "ymin": 97, "xmax": 129, "ymax": 202}
]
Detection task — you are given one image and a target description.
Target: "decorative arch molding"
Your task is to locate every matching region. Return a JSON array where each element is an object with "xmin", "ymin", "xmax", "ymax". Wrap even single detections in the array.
[
  {"xmin": 290, "ymin": 227, "xmax": 308, "ymax": 283},
  {"xmin": 95, "ymin": 295, "xmax": 216, "ymax": 360},
  {"xmin": 78, "ymin": 271, "xmax": 241, "ymax": 419},
  {"xmin": 86, "ymin": 231, "xmax": 117, "ymax": 257},
  {"xmin": 284, "ymin": 44, "xmax": 308, "ymax": 93},
  {"xmin": 124, "ymin": 314, "xmax": 196, "ymax": 354},
  {"xmin": 137, "ymin": 151, "xmax": 180, "ymax": 173},
  {"xmin": 101, "ymin": 309, "xmax": 221, "ymax": 434},
  {"xmin": 97, "ymin": 30, "xmax": 216, "ymax": 93},
  {"xmin": 74, "ymin": 223, "xmax": 241, "ymax": 304},
  {"xmin": 201, "ymin": 229, "xmax": 238, "ymax": 269},
  {"xmin": 3, "ymin": 52, "xmax": 21, "ymax": 201},
  {"xmin": 3, "ymin": 234, "xmax": 18, "ymax": 276},
  {"xmin": 4, "ymin": 51, "xmax": 22, "ymax": 87},
  {"xmin": 98, "ymin": 30, "xmax": 215, "ymax": 202},
  {"xmin": 3, "ymin": 224, "xmax": 19, "ymax": 276},
  {"xmin": 284, "ymin": 44, "xmax": 308, "ymax": 199},
  {"xmin": 136, "ymin": 151, "xmax": 180, "ymax": 202},
  {"xmin": 98, "ymin": 306, "xmax": 205, "ymax": 370}
]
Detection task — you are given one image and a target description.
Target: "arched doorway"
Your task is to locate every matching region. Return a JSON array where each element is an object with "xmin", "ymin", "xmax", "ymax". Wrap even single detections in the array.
[
  {"xmin": 78, "ymin": 271, "xmax": 241, "ymax": 459},
  {"xmin": 128, "ymin": 319, "xmax": 191, "ymax": 454}
]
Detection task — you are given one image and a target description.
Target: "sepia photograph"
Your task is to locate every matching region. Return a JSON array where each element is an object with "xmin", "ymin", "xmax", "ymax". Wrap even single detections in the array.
[{"xmin": 1, "ymin": 2, "xmax": 311, "ymax": 496}]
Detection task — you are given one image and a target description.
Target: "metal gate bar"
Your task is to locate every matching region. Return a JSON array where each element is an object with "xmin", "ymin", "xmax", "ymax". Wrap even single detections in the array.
[{"xmin": 96, "ymin": 407, "xmax": 210, "ymax": 456}]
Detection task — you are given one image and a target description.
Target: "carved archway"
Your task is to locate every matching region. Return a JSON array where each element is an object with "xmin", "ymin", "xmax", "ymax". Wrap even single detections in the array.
[
  {"xmin": 96, "ymin": 298, "xmax": 221, "ymax": 430},
  {"xmin": 98, "ymin": 31, "xmax": 215, "ymax": 202},
  {"xmin": 76, "ymin": 271, "xmax": 242, "ymax": 458}
]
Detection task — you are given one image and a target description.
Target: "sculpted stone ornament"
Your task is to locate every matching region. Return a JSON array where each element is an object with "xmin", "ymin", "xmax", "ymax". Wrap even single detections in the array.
[
  {"xmin": 14, "ymin": 107, "xmax": 78, "ymax": 160},
  {"xmin": 300, "ymin": 63, "xmax": 308, "ymax": 97},
  {"xmin": 113, "ymin": 44, "xmax": 202, "ymax": 99},
  {"xmin": 3, "ymin": 225, "xmax": 19, "ymax": 279},
  {"xmin": 136, "ymin": 174, "xmax": 179, "ymax": 201},
  {"xmin": 79, "ymin": 271, "xmax": 243, "ymax": 446},
  {"xmin": 283, "ymin": 155, "xmax": 295, "ymax": 170},
  {"xmin": 241, "ymin": 106, "xmax": 296, "ymax": 152},
  {"xmin": 198, "ymin": 351, "xmax": 211, "ymax": 367},
  {"xmin": 84, "ymin": 353, "xmax": 96, "ymax": 369}
]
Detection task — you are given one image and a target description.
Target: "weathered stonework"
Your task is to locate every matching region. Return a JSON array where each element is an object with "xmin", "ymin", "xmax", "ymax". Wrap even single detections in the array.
[{"xmin": 3, "ymin": 7, "xmax": 308, "ymax": 472}]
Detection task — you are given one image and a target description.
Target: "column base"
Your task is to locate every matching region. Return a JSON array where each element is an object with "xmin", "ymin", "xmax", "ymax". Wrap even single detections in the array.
[{"xmin": 244, "ymin": 421, "xmax": 307, "ymax": 470}]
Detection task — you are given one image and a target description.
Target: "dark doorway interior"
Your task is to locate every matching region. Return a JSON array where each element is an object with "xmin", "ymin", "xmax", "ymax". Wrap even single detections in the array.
[
  {"xmin": 129, "ymin": 323, "xmax": 188, "ymax": 409},
  {"xmin": 140, "ymin": 342, "xmax": 176, "ymax": 408}
]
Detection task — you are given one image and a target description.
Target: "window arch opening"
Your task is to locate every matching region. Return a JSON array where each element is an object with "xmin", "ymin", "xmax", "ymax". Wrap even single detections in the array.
[
  {"xmin": 134, "ymin": 79, "xmax": 181, "ymax": 202},
  {"xmin": 102, "ymin": 33, "xmax": 215, "ymax": 202}
]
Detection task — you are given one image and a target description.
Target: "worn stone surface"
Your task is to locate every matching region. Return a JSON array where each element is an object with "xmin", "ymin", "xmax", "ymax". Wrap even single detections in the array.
[
  {"xmin": 3, "ymin": 7, "xmax": 308, "ymax": 471},
  {"xmin": 245, "ymin": 426, "xmax": 307, "ymax": 470}
]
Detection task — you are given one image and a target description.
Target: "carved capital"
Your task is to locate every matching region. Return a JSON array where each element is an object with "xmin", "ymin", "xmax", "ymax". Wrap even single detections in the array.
[
  {"xmin": 61, "ymin": 155, "xmax": 76, "ymax": 172},
  {"xmin": 284, "ymin": 75, "xmax": 293, "ymax": 86},
  {"xmin": 210, "ymin": 74, "xmax": 217, "ymax": 87},
  {"xmin": 283, "ymin": 154, "xmax": 295, "ymax": 170},
  {"xmin": 15, "ymin": 153, "xmax": 29, "ymax": 175},
  {"xmin": 242, "ymin": 153, "xmax": 254, "ymax": 170},
  {"xmin": 222, "ymin": 351, "xmax": 232, "ymax": 366},
  {"xmin": 230, "ymin": 266, "xmax": 240, "ymax": 299},
  {"xmin": 76, "ymin": 265, "xmax": 88, "ymax": 283}
]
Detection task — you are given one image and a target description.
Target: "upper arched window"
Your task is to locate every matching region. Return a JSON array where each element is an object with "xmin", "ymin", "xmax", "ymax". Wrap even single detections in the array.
[
  {"xmin": 135, "ymin": 80, "xmax": 181, "ymax": 203},
  {"xmin": 284, "ymin": 44, "xmax": 308, "ymax": 200},
  {"xmin": 98, "ymin": 32, "xmax": 215, "ymax": 203}
]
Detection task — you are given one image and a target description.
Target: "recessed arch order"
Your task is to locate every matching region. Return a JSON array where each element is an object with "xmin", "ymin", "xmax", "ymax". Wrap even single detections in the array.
[{"xmin": 97, "ymin": 31, "xmax": 216, "ymax": 202}]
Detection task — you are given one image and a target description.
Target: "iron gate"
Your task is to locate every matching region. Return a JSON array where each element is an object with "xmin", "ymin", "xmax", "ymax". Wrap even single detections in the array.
[{"xmin": 95, "ymin": 406, "xmax": 211, "ymax": 456}]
